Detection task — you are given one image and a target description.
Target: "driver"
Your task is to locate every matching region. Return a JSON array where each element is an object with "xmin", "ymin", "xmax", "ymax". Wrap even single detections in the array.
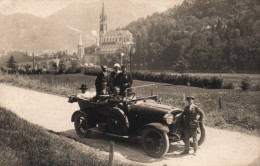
[{"xmin": 108, "ymin": 86, "xmax": 124, "ymax": 103}]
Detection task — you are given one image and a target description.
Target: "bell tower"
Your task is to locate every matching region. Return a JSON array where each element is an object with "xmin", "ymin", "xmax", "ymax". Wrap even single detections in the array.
[{"xmin": 100, "ymin": 0, "xmax": 107, "ymax": 35}]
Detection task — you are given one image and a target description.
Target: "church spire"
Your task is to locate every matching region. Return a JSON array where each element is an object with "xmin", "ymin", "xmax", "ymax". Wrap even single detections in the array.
[
  {"xmin": 100, "ymin": 0, "xmax": 107, "ymax": 35},
  {"xmin": 101, "ymin": 0, "xmax": 105, "ymax": 21},
  {"xmin": 79, "ymin": 33, "xmax": 83, "ymax": 46}
]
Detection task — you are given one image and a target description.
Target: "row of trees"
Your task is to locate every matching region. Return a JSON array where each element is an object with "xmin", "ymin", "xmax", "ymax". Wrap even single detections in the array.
[{"xmin": 124, "ymin": 0, "xmax": 260, "ymax": 72}]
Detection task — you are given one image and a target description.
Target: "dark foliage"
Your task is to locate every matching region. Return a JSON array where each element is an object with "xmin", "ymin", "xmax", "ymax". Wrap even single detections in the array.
[
  {"xmin": 131, "ymin": 71, "xmax": 223, "ymax": 89},
  {"xmin": 124, "ymin": 0, "xmax": 260, "ymax": 72}
]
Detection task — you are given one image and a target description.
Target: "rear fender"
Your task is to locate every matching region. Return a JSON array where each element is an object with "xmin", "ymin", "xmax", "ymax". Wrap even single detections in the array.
[
  {"xmin": 71, "ymin": 110, "xmax": 87, "ymax": 122},
  {"xmin": 142, "ymin": 123, "xmax": 169, "ymax": 133}
]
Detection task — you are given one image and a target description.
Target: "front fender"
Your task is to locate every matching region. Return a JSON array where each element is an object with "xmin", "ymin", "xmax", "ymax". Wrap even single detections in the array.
[
  {"xmin": 71, "ymin": 110, "xmax": 87, "ymax": 122},
  {"xmin": 143, "ymin": 122, "xmax": 169, "ymax": 133}
]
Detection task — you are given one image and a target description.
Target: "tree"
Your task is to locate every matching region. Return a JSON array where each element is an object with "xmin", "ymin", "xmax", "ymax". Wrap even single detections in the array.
[
  {"xmin": 6, "ymin": 56, "xmax": 16, "ymax": 69},
  {"xmin": 172, "ymin": 56, "xmax": 189, "ymax": 73},
  {"xmin": 24, "ymin": 64, "xmax": 31, "ymax": 73},
  {"xmin": 58, "ymin": 61, "xmax": 66, "ymax": 72}
]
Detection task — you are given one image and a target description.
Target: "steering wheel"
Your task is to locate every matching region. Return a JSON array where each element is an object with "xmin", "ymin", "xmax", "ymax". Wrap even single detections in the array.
[{"xmin": 126, "ymin": 92, "xmax": 136, "ymax": 100}]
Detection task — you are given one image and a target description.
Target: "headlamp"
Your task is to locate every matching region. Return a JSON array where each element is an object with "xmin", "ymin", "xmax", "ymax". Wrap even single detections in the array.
[{"xmin": 163, "ymin": 113, "xmax": 173, "ymax": 124}]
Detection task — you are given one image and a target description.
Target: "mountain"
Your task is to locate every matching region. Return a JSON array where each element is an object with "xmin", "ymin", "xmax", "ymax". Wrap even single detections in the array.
[
  {"xmin": 125, "ymin": 0, "xmax": 260, "ymax": 71},
  {"xmin": 47, "ymin": 0, "xmax": 157, "ymax": 34},
  {"xmin": 0, "ymin": 13, "xmax": 79, "ymax": 52},
  {"xmin": 0, "ymin": 0, "xmax": 95, "ymax": 18},
  {"xmin": 0, "ymin": 0, "xmax": 158, "ymax": 53},
  {"xmin": 0, "ymin": 0, "xmax": 182, "ymax": 18}
]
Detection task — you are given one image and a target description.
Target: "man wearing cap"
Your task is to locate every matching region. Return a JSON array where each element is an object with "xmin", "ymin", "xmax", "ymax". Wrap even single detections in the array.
[
  {"xmin": 95, "ymin": 66, "xmax": 110, "ymax": 96},
  {"xmin": 110, "ymin": 63, "xmax": 121, "ymax": 92},
  {"xmin": 114, "ymin": 66, "xmax": 133, "ymax": 96},
  {"xmin": 77, "ymin": 84, "xmax": 89, "ymax": 100},
  {"xmin": 179, "ymin": 96, "xmax": 205, "ymax": 156}
]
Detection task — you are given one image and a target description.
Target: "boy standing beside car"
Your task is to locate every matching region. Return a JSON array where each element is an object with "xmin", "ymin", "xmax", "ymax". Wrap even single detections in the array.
[{"xmin": 179, "ymin": 96, "xmax": 205, "ymax": 156}]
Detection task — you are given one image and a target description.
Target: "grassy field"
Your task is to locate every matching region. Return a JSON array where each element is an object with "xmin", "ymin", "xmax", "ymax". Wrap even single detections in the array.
[
  {"xmin": 0, "ymin": 106, "xmax": 137, "ymax": 166},
  {"xmin": 0, "ymin": 72, "xmax": 259, "ymax": 136}
]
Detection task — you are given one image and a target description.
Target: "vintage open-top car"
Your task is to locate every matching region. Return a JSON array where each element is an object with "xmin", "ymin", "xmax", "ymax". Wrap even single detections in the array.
[{"xmin": 68, "ymin": 85, "xmax": 205, "ymax": 158}]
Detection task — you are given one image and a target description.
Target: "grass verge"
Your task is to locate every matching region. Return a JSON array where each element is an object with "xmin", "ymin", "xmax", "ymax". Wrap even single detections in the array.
[
  {"xmin": 0, "ymin": 106, "xmax": 137, "ymax": 166},
  {"xmin": 0, "ymin": 72, "xmax": 259, "ymax": 136}
]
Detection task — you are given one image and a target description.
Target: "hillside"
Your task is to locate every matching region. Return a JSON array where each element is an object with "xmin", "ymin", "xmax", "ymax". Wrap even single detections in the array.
[
  {"xmin": 0, "ymin": 107, "xmax": 136, "ymax": 166},
  {"xmin": 125, "ymin": 0, "xmax": 260, "ymax": 72},
  {"xmin": 47, "ymin": 0, "xmax": 157, "ymax": 34},
  {"xmin": 0, "ymin": 0, "xmax": 157, "ymax": 53},
  {"xmin": 0, "ymin": 13, "xmax": 79, "ymax": 52}
]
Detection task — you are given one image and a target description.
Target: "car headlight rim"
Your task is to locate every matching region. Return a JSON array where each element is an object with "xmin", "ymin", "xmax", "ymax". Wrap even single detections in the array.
[{"xmin": 163, "ymin": 113, "xmax": 173, "ymax": 124}]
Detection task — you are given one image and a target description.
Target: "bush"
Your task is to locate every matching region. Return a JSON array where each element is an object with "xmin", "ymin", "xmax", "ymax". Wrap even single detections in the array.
[
  {"xmin": 240, "ymin": 77, "xmax": 251, "ymax": 91},
  {"xmin": 130, "ymin": 71, "xmax": 224, "ymax": 89},
  {"xmin": 209, "ymin": 77, "xmax": 223, "ymax": 89},
  {"xmin": 222, "ymin": 82, "xmax": 235, "ymax": 89}
]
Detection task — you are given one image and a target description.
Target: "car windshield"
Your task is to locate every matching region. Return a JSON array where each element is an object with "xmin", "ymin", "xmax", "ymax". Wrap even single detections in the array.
[{"xmin": 126, "ymin": 84, "xmax": 158, "ymax": 101}]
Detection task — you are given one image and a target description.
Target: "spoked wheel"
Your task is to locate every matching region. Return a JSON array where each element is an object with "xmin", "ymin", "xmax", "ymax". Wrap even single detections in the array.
[
  {"xmin": 74, "ymin": 113, "xmax": 91, "ymax": 138},
  {"xmin": 141, "ymin": 127, "xmax": 169, "ymax": 158},
  {"xmin": 107, "ymin": 108, "xmax": 129, "ymax": 135},
  {"xmin": 190, "ymin": 122, "xmax": 206, "ymax": 147}
]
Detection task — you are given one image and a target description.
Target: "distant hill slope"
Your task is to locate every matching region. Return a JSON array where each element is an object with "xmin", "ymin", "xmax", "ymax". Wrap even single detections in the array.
[
  {"xmin": 0, "ymin": 0, "xmax": 157, "ymax": 53},
  {"xmin": 47, "ymin": 0, "xmax": 157, "ymax": 34},
  {"xmin": 125, "ymin": 0, "xmax": 260, "ymax": 72},
  {"xmin": 0, "ymin": 13, "xmax": 79, "ymax": 52}
]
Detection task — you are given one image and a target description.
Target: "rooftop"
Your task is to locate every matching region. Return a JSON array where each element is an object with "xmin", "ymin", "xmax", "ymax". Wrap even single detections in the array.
[{"xmin": 103, "ymin": 30, "xmax": 132, "ymax": 36}]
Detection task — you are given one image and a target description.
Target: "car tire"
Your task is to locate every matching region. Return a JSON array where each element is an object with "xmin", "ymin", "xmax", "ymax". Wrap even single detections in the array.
[
  {"xmin": 190, "ymin": 122, "xmax": 206, "ymax": 147},
  {"xmin": 107, "ymin": 108, "xmax": 129, "ymax": 135},
  {"xmin": 74, "ymin": 113, "xmax": 91, "ymax": 138},
  {"xmin": 141, "ymin": 127, "xmax": 169, "ymax": 158}
]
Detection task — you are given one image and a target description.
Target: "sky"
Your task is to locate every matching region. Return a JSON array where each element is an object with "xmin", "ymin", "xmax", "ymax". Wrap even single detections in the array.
[{"xmin": 0, "ymin": 0, "xmax": 184, "ymax": 18}]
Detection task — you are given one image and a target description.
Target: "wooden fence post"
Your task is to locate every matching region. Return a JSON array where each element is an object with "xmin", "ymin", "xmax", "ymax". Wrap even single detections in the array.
[
  {"xmin": 183, "ymin": 93, "xmax": 186, "ymax": 107},
  {"xmin": 219, "ymin": 97, "xmax": 222, "ymax": 110},
  {"xmin": 66, "ymin": 78, "xmax": 69, "ymax": 85},
  {"xmin": 108, "ymin": 141, "xmax": 114, "ymax": 166},
  {"xmin": 51, "ymin": 76, "xmax": 53, "ymax": 84}
]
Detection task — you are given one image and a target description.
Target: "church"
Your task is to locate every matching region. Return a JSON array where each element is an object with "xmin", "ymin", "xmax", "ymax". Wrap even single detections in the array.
[{"xmin": 95, "ymin": 1, "xmax": 134, "ymax": 67}]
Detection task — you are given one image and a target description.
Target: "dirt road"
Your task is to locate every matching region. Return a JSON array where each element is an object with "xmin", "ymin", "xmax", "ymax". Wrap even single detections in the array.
[{"xmin": 0, "ymin": 83, "xmax": 259, "ymax": 166}]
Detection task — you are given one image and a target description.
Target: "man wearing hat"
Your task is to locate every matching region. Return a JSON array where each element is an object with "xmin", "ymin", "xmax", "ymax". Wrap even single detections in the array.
[
  {"xmin": 77, "ymin": 84, "xmax": 89, "ymax": 100},
  {"xmin": 110, "ymin": 63, "xmax": 121, "ymax": 92},
  {"xmin": 179, "ymin": 96, "xmax": 205, "ymax": 156},
  {"xmin": 95, "ymin": 66, "xmax": 110, "ymax": 95},
  {"xmin": 114, "ymin": 65, "xmax": 133, "ymax": 96}
]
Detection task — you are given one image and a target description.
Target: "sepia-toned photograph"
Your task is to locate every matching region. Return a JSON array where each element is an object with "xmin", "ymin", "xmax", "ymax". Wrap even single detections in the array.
[{"xmin": 0, "ymin": 0, "xmax": 259, "ymax": 165}]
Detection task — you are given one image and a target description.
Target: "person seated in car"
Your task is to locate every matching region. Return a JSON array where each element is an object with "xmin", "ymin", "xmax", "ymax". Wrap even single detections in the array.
[
  {"xmin": 76, "ymin": 84, "xmax": 89, "ymax": 100},
  {"xmin": 108, "ymin": 86, "xmax": 124, "ymax": 103},
  {"xmin": 95, "ymin": 65, "xmax": 110, "ymax": 96},
  {"xmin": 114, "ymin": 66, "xmax": 133, "ymax": 96},
  {"xmin": 109, "ymin": 63, "xmax": 121, "ymax": 92}
]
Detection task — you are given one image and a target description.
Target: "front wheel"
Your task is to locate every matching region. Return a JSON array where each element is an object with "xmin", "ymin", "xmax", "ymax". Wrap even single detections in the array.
[
  {"xmin": 74, "ymin": 113, "xmax": 91, "ymax": 138},
  {"xmin": 141, "ymin": 127, "xmax": 169, "ymax": 158}
]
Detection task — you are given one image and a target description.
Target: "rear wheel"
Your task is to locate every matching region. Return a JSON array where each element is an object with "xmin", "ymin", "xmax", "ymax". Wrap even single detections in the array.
[
  {"xmin": 107, "ymin": 108, "xmax": 129, "ymax": 135},
  {"xmin": 74, "ymin": 113, "xmax": 91, "ymax": 138},
  {"xmin": 141, "ymin": 127, "xmax": 169, "ymax": 158}
]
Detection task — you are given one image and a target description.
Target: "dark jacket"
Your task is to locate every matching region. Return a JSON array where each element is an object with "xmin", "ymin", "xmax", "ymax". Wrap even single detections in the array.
[
  {"xmin": 114, "ymin": 72, "xmax": 133, "ymax": 96},
  {"xmin": 110, "ymin": 71, "xmax": 120, "ymax": 91},
  {"xmin": 180, "ymin": 104, "xmax": 204, "ymax": 129},
  {"xmin": 95, "ymin": 72, "xmax": 110, "ymax": 95}
]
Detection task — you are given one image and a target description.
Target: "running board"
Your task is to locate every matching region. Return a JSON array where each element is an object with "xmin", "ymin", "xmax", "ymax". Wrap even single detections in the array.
[{"xmin": 88, "ymin": 127, "xmax": 129, "ymax": 139}]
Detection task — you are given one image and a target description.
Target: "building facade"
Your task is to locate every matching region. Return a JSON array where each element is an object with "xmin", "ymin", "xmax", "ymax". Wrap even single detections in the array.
[{"xmin": 96, "ymin": 1, "xmax": 134, "ymax": 66}]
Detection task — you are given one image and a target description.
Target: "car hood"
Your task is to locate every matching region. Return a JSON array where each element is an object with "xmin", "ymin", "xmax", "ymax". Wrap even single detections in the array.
[{"xmin": 130, "ymin": 102, "xmax": 173, "ymax": 114}]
